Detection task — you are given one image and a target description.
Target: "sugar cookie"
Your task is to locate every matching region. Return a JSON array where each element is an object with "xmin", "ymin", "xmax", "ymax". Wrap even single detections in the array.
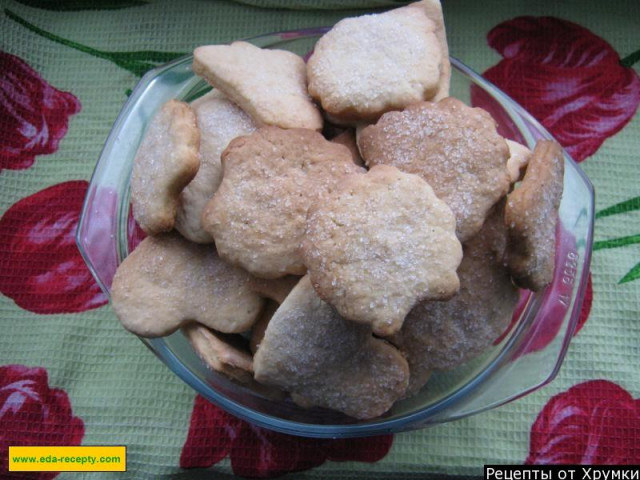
[
  {"xmin": 302, "ymin": 164, "xmax": 462, "ymax": 336},
  {"xmin": 111, "ymin": 232, "xmax": 263, "ymax": 337},
  {"xmin": 202, "ymin": 126, "xmax": 363, "ymax": 278},
  {"xmin": 505, "ymin": 140, "xmax": 564, "ymax": 291},
  {"xmin": 358, "ymin": 97, "xmax": 510, "ymax": 241},
  {"xmin": 193, "ymin": 41, "xmax": 323, "ymax": 131},
  {"xmin": 176, "ymin": 90, "xmax": 256, "ymax": 243},
  {"xmin": 183, "ymin": 323, "xmax": 254, "ymax": 384},
  {"xmin": 253, "ymin": 276, "xmax": 409, "ymax": 419},
  {"xmin": 131, "ymin": 100, "xmax": 199, "ymax": 234},
  {"xmin": 307, "ymin": 2, "xmax": 442, "ymax": 124}
]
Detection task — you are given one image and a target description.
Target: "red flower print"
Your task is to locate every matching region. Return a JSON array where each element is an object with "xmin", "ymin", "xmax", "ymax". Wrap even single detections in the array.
[
  {"xmin": 1, "ymin": 365, "xmax": 84, "ymax": 480},
  {"xmin": 527, "ymin": 380, "xmax": 640, "ymax": 464},
  {"xmin": 471, "ymin": 17, "xmax": 640, "ymax": 162},
  {"xmin": 0, "ymin": 51, "xmax": 81, "ymax": 172},
  {"xmin": 0, "ymin": 181, "xmax": 108, "ymax": 314},
  {"xmin": 181, "ymin": 396, "xmax": 393, "ymax": 478}
]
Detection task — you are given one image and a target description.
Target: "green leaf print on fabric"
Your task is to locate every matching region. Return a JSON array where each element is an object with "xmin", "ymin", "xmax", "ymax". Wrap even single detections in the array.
[
  {"xmin": 593, "ymin": 234, "xmax": 640, "ymax": 251},
  {"xmin": 594, "ymin": 196, "xmax": 640, "ymax": 283},
  {"xmin": 619, "ymin": 262, "xmax": 640, "ymax": 284},
  {"xmin": 5, "ymin": 9, "xmax": 186, "ymax": 77},
  {"xmin": 595, "ymin": 196, "xmax": 640, "ymax": 219}
]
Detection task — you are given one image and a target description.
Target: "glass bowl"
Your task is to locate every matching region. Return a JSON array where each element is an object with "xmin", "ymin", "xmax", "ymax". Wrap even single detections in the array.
[{"xmin": 76, "ymin": 28, "xmax": 594, "ymax": 438}]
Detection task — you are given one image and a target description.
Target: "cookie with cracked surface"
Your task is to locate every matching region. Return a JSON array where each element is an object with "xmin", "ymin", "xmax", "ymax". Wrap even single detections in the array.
[
  {"xmin": 253, "ymin": 276, "xmax": 409, "ymax": 420},
  {"xmin": 301, "ymin": 164, "xmax": 462, "ymax": 336},
  {"xmin": 111, "ymin": 232, "xmax": 263, "ymax": 337},
  {"xmin": 131, "ymin": 99, "xmax": 199, "ymax": 235},
  {"xmin": 202, "ymin": 126, "xmax": 364, "ymax": 279},
  {"xmin": 505, "ymin": 139, "xmax": 564, "ymax": 291},
  {"xmin": 193, "ymin": 41, "xmax": 323, "ymax": 131},
  {"xmin": 358, "ymin": 97, "xmax": 510, "ymax": 241},
  {"xmin": 306, "ymin": 1, "xmax": 442, "ymax": 124},
  {"xmin": 176, "ymin": 90, "xmax": 257, "ymax": 243}
]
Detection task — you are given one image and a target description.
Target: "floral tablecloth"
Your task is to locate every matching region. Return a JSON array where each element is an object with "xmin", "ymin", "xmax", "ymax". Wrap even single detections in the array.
[{"xmin": 1, "ymin": 0, "xmax": 639, "ymax": 478}]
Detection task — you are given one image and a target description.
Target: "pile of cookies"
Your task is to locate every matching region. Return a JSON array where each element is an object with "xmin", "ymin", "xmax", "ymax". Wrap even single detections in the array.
[{"xmin": 110, "ymin": 0, "xmax": 564, "ymax": 420}]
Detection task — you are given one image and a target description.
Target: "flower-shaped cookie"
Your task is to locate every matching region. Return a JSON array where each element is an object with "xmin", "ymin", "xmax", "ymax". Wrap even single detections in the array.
[
  {"xmin": 302, "ymin": 165, "xmax": 462, "ymax": 336},
  {"xmin": 358, "ymin": 97, "xmax": 511, "ymax": 241},
  {"xmin": 505, "ymin": 139, "xmax": 564, "ymax": 291},
  {"xmin": 202, "ymin": 126, "xmax": 363, "ymax": 278}
]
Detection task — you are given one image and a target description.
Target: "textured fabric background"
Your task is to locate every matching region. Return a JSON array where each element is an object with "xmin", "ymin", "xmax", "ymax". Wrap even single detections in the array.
[{"xmin": 1, "ymin": 0, "xmax": 638, "ymax": 478}]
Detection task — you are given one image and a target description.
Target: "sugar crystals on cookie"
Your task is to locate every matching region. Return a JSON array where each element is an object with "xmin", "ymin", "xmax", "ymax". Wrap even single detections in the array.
[
  {"xmin": 201, "ymin": 126, "xmax": 363, "ymax": 279},
  {"xmin": 175, "ymin": 90, "xmax": 257, "ymax": 243},
  {"xmin": 505, "ymin": 139, "xmax": 564, "ymax": 291},
  {"xmin": 307, "ymin": 0, "xmax": 446, "ymax": 124},
  {"xmin": 359, "ymin": 97, "xmax": 511, "ymax": 241},
  {"xmin": 253, "ymin": 276, "xmax": 409, "ymax": 419},
  {"xmin": 193, "ymin": 41, "xmax": 323, "ymax": 131},
  {"xmin": 302, "ymin": 164, "xmax": 462, "ymax": 336},
  {"xmin": 131, "ymin": 99, "xmax": 200, "ymax": 235},
  {"xmin": 111, "ymin": 232, "xmax": 263, "ymax": 337}
]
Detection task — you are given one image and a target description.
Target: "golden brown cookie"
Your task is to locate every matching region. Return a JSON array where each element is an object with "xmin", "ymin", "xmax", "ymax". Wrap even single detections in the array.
[
  {"xmin": 131, "ymin": 99, "xmax": 200, "ymax": 235},
  {"xmin": 358, "ymin": 97, "xmax": 511, "ymax": 241},
  {"xmin": 397, "ymin": 201, "xmax": 519, "ymax": 396},
  {"xmin": 184, "ymin": 322, "xmax": 286, "ymax": 400},
  {"xmin": 183, "ymin": 323, "xmax": 254, "ymax": 384},
  {"xmin": 302, "ymin": 164, "xmax": 462, "ymax": 336},
  {"xmin": 111, "ymin": 232, "xmax": 263, "ymax": 337},
  {"xmin": 176, "ymin": 90, "xmax": 257, "ymax": 243},
  {"xmin": 202, "ymin": 126, "xmax": 364, "ymax": 278},
  {"xmin": 307, "ymin": 2, "xmax": 442, "ymax": 124},
  {"xmin": 505, "ymin": 139, "xmax": 564, "ymax": 291},
  {"xmin": 193, "ymin": 41, "xmax": 323, "ymax": 131},
  {"xmin": 253, "ymin": 276, "xmax": 409, "ymax": 419}
]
